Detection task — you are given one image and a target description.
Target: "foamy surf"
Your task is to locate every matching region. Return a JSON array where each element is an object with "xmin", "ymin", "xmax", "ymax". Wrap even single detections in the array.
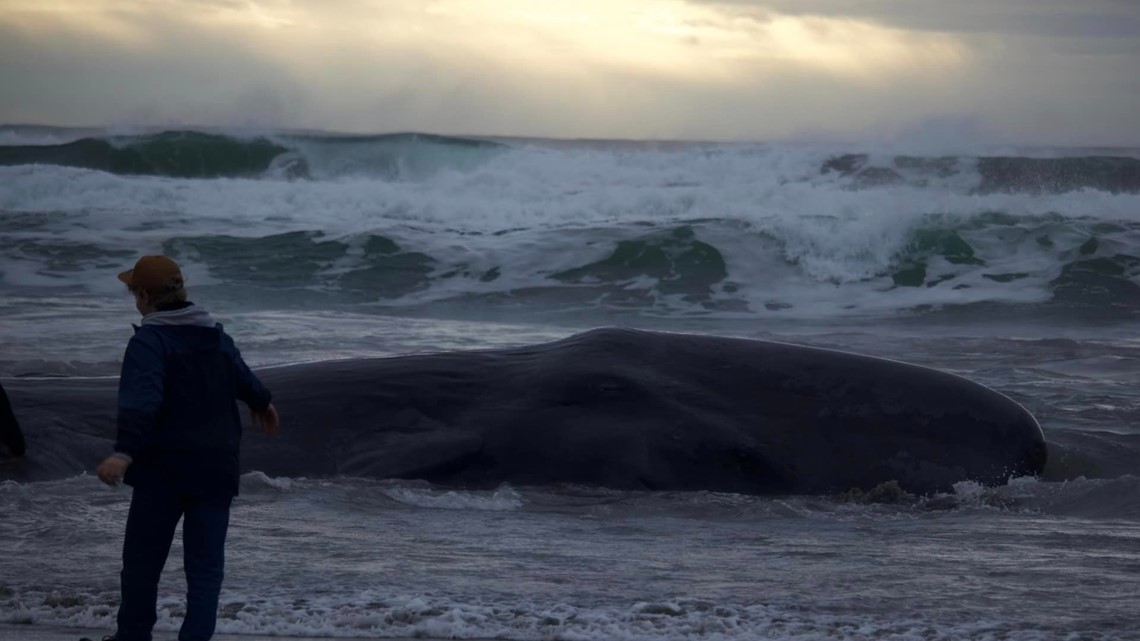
[
  {"xmin": 2, "ymin": 477, "xmax": 1136, "ymax": 640},
  {"xmin": 1, "ymin": 133, "xmax": 1138, "ymax": 330},
  {"xmin": 380, "ymin": 484, "xmax": 524, "ymax": 511}
]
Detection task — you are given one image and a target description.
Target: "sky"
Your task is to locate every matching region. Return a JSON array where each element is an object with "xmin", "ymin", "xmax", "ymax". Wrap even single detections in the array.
[{"xmin": 1, "ymin": 0, "xmax": 1138, "ymax": 145}]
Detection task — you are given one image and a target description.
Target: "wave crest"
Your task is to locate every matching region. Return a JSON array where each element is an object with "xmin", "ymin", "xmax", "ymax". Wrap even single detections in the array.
[{"xmin": 0, "ymin": 130, "xmax": 502, "ymax": 179}]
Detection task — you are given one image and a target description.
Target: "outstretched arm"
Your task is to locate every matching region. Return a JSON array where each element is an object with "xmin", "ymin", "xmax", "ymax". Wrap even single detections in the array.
[{"xmin": 225, "ymin": 333, "xmax": 277, "ymax": 435}]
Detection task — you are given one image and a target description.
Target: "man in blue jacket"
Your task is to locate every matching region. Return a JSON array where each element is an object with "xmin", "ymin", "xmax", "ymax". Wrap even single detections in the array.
[{"xmin": 90, "ymin": 255, "xmax": 279, "ymax": 641}]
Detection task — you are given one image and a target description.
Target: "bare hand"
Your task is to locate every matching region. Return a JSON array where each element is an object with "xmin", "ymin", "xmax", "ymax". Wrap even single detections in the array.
[
  {"xmin": 250, "ymin": 403, "xmax": 280, "ymax": 436},
  {"xmin": 96, "ymin": 456, "xmax": 130, "ymax": 486}
]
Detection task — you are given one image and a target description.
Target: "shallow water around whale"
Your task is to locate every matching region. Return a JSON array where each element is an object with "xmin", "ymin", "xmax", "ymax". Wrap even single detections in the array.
[
  {"xmin": 2, "ymin": 471, "xmax": 1138, "ymax": 640},
  {"xmin": 1, "ymin": 129, "xmax": 1139, "ymax": 639}
]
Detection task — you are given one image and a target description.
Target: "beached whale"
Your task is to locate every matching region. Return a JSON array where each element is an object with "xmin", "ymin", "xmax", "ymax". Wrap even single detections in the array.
[{"xmin": 0, "ymin": 327, "xmax": 1046, "ymax": 494}]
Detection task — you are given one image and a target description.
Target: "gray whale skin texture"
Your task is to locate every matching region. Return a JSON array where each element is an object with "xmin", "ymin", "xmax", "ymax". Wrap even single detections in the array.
[{"xmin": 2, "ymin": 327, "xmax": 1046, "ymax": 495}]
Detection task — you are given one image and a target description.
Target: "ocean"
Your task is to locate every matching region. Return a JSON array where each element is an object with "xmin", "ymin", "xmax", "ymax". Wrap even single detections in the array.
[{"xmin": 0, "ymin": 126, "xmax": 1138, "ymax": 640}]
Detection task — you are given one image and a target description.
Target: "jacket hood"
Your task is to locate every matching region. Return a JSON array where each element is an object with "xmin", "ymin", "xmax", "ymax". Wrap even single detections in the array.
[{"xmin": 140, "ymin": 303, "xmax": 218, "ymax": 328}]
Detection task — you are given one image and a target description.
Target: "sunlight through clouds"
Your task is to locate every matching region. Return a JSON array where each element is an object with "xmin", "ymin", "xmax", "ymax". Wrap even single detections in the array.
[
  {"xmin": 372, "ymin": 0, "xmax": 971, "ymax": 83},
  {"xmin": 1, "ymin": 0, "xmax": 157, "ymax": 47},
  {"xmin": 0, "ymin": 0, "xmax": 1135, "ymax": 143},
  {"xmin": 0, "ymin": 0, "xmax": 971, "ymax": 82},
  {"xmin": 759, "ymin": 15, "xmax": 968, "ymax": 78}
]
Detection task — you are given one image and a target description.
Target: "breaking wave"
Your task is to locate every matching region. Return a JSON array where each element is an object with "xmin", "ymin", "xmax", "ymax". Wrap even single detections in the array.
[
  {"xmin": 0, "ymin": 128, "xmax": 1137, "ymax": 322},
  {"xmin": 0, "ymin": 129, "xmax": 502, "ymax": 180}
]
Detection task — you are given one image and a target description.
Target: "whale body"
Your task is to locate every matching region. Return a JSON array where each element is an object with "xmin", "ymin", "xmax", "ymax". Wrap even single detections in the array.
[{"xmin": 1, "ymin": 328, "xmax": 1046, "ymax": 494}]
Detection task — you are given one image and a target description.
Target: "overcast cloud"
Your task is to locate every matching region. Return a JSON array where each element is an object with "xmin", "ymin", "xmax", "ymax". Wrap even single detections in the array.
[{"xmin": 0, "ymin": 0, "xmax": 1136, "ymax": 145}]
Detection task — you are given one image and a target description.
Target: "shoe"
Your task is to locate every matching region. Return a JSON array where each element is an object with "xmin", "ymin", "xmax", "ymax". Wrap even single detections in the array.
[{"xmin": 78, "ymin": 636, "xmax": 116, "ymax": 641}]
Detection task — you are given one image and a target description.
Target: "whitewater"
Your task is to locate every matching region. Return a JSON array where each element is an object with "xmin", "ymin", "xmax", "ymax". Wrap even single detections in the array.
[{"xmin": 1, "ymin": 127, "xmax": 1138, "ymax": 640}]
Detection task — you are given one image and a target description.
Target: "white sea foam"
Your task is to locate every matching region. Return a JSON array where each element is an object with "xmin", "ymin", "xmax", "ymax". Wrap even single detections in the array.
[
  {"xmin": 381, "ymin": 484, "xmax": 523, "ymax": 511},
  {"xmin": 2, "ymin": 145, "xmax": 1137, "ymax": 317},
  {"xmin": 2, "ymin": 473, "xmax": 1138, "ymax": 640},
  {"xmin": 0, "ymin": 589, "xmax": 1098, "ymax": 640},
  {"xmin": 239, "ymin": 471, "xmax": 294, "ymax": 492}
]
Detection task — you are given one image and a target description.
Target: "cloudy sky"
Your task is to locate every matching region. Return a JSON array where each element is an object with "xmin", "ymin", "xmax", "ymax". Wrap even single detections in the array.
[{"xmin": 1, "ymin": 0, "xmax": 1137, "ymax": 144}]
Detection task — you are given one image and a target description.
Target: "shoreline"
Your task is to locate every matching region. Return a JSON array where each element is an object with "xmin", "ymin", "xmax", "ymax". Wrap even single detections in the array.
[{"xmin": 0, "ymin": 623, "xmax": 451, "ymax": 641}]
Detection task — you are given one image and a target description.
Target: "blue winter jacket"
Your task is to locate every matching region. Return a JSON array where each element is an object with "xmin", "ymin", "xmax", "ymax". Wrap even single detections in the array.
[{"xmin": 116, "ymin": 303, "xmax": 271, "ymax": 496}]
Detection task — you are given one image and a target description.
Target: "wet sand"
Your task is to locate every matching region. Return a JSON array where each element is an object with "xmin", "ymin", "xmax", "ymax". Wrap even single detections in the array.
[{"xmin": 0, "ymin": 623, "xmax": 440, "ymax": 641}]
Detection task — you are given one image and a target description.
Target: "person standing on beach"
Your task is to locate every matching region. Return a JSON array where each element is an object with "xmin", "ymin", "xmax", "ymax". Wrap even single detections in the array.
[
  {"xmin": 85, "ymin": 255, "xmax": 279, "ymax": 641},
  {"xmin": 0, "ymin": 381, "xmax": 26, "ymax": 459}
]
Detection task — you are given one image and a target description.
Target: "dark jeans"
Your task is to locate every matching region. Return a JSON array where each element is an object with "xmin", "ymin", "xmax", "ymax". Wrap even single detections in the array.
[{"xmin": 116, "ymin": 484, "xmax": 233, "ymax": 641}]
